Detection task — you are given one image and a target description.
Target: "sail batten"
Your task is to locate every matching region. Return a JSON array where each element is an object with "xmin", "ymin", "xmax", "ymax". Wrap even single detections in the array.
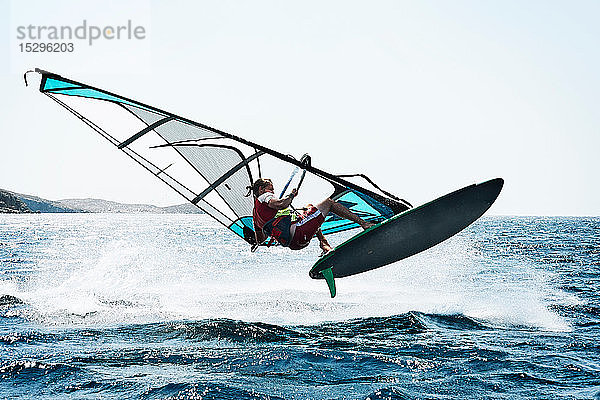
[
  {"xmin": 191, "ymin": 150, "xmax": 265, "ymax": 205},
  {"xmin": 118, "ymin": 116, "xmax": 175, "ymax": 149}
]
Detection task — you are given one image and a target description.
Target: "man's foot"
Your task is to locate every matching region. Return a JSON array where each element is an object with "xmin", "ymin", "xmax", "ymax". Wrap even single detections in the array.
[
  {"xmin": 319, "ymin": 243, "xmax": 333, "ymax": 256},
  {"xmin": 321, "ymin": 243, "xmax": 333, "ymax": 252},
  {"xmin": 319, "ymin": 247, "xmax": 332, "ymax": 257},
  {"xmin": 360, "ymin": 221, "xmax": 376, "ymax": 230}
]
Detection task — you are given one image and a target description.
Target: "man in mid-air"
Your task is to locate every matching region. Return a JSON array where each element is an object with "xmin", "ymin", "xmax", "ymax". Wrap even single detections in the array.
[{"xmin": 248, "ymin": 178, "xmax": 374, "ymax": 253}]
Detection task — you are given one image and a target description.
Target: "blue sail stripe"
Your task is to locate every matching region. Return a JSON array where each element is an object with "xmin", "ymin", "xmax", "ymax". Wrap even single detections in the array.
[{"xmin": 43, "ymin": 78, "xmax": 155, "ymax": 112}]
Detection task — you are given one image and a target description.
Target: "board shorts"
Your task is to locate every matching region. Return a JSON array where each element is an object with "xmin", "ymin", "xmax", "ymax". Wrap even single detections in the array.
[{"xmin": 288, "ymin": 206, "xmax": 325, "ymax": 250}]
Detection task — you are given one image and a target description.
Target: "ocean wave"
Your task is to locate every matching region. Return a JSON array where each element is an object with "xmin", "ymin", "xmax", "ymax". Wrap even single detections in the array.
[
  {"xmin": 142, "ymin": 382, "xmax": 286, "ymax": 400},
  {"xmin": 364, "ymin": 387, "xmax": 414, "ymax": 400},
  {"xmin": 93, "ymin": 314, "xmax": 428, "ymax": 345},
  {"xmin": 418, "ymin": 312, "xmax": 494, "ymax": 331},
  {"xmin": 313, "ymin": 313, "xmax": 428, "ymax": 337},
  {"xmin": 165, "ymin": 319, "xmax": 305, "ymax": 343},
  {"xmin": 0, "ymin": 360, "xmax": 80, "ymax": 380},
  {"xmin": 0, "ymin": 330, "xmax": 64, "ymax": 345},
  {"xmin": 501, "ymin": 371, "xmax": 561, "ymax": 385}
]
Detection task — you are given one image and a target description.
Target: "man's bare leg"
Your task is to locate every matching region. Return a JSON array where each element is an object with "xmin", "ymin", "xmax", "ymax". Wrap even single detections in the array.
[{"xmin": 315, "ymin": 198, "xmax": 375, "ymax": 230}]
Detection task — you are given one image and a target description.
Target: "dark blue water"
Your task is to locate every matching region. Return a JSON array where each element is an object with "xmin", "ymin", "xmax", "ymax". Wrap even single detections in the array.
[{"xmin": 1, "ymin": 215, "xmax": 599, "ymax": 399}]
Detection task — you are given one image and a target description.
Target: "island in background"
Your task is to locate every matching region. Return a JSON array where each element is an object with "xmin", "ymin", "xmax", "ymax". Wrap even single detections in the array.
[{"xmin": 0, "ymin": 188, "xmax": 202, "ymax": 214}]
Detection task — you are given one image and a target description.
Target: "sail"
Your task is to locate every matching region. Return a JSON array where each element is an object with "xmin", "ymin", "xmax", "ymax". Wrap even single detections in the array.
[{"xmin": 26, "ymin": 69, "xmax": 411, "ymax": 245}]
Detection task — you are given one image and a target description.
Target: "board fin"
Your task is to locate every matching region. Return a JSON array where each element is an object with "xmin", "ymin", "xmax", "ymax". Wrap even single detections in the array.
[{"xmin": 321, "ymin": 268, "xmax": 336, "ymax": 298}]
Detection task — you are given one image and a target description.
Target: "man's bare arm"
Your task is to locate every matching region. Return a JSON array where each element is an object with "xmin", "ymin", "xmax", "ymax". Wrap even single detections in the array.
[{"xmin": 267, "ymin": 189, "xmax": 298, "ymax": 210}]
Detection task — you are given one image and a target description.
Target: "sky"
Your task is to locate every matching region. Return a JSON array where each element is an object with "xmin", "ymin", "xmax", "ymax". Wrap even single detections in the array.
[{"xmin": 1, "ymin": 0, "xmax": 598, "ymax": 215}]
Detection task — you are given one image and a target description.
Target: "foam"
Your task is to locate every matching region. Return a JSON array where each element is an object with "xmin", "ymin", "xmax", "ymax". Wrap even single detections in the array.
[{"xmin": 0, "ymin": 214, "xmax": 573, "ymax": 331}]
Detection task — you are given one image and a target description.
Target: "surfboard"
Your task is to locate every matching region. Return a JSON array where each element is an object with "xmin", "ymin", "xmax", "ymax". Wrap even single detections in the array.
[{"xmin": 309, "ymin": 178, "xmax": 504, "ymax": 297}]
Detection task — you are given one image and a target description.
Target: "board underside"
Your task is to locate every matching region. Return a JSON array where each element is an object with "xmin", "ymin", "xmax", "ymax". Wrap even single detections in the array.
[{"xmin": 310, "ymin": 178, "xmax": 504, "ymax": 279}]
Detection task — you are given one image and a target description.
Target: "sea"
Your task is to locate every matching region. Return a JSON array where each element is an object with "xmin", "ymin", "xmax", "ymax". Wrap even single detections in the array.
[{"xmin": 0, "ymin": 213, "xmax": 598, "ymax": 399}]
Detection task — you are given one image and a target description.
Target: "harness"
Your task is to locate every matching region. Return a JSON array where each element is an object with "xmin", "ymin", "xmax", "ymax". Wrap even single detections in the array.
[{"xmin": 262, "ymin": 213, "xmax": 294, "ymax": 247}]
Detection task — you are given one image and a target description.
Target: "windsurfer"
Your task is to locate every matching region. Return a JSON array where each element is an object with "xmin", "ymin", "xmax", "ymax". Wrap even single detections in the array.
[{"xmin": 248, "ymin": 178, "xmax": 375, "ymax": 253}]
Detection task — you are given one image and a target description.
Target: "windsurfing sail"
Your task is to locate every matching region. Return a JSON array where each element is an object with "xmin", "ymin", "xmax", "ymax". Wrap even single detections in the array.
[{"xmin": 25, "ymin": 68, "xmax": 412, "ymax": 245}]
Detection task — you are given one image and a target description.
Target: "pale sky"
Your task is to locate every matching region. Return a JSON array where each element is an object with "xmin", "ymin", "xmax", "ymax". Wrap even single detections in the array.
[{"xmin": 1, "ymin": 0, "xmax": 598, "ymax": 215}]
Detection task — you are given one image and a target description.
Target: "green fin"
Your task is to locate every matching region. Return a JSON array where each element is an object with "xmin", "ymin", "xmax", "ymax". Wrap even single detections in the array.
[{"xmin": 321, "ymin": 268, "xmax": 336, "ymax": 298}]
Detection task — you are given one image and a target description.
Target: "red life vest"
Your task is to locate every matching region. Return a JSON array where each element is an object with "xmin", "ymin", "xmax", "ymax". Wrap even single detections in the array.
[
  {"xmin": 253, "ymin": 197, "xmax": 277, "ymax": 229},
  {"xmin": 253, "ymin": 196, "xmax": 294, "ymax": 247}
]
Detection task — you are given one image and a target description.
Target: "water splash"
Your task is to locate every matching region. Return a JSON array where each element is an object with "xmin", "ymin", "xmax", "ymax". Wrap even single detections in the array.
[{"xmin": 0, "ymin": 214, "xmax": 573, "ymax": 331}]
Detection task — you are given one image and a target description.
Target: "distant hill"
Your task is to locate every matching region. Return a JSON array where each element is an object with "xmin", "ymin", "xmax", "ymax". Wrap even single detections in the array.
[
  {"xmin": 56, "ymin": 198, "xmax": 164, "ymax": 213},
  {"xmin": 56, "ymin": 198, "xmax": 202, "ymax": 214},
  {"xmin": 14, "ymin": 192, "xmax": 84, "ymax": 213},
  {"xmin": 0, "ymin": 190, "xmax": 31, "ymax": 213},
  {"xmin": 0, "ymin": 188, "xmax": 202, "ymax": 214}
]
